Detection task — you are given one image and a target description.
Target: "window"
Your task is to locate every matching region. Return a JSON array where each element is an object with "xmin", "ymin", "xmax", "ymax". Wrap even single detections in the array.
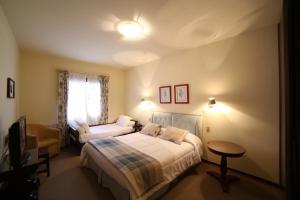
[{"xmin": 67, "ymin": 73, "xmax": 101, "ymax": 125}]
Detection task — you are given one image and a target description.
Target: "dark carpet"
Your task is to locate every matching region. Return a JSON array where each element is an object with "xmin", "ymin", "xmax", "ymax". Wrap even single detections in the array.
[{"xmin": 38, "ymin": 148, "xmax": 285, "ymax": 200}]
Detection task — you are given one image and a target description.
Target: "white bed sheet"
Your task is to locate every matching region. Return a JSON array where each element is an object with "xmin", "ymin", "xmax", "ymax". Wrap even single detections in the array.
[
  {"xmin": 79, "ymin": 123, "xmax": 134, "ymax": 143},
  {"xmin": 80, "ymin": 132, "xmax": 203, "ymax": 200}
]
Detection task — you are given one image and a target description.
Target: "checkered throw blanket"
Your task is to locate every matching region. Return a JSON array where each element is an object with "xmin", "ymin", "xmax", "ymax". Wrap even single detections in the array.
[{"xmin": 88, "ymin": 137, "xmax": 163, "ymax": 197}]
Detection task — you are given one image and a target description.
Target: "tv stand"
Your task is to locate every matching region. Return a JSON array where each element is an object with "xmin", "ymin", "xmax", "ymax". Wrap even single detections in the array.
[
  {"xmin": 0, "ymin": 149, "xmax": 39, "ymax": 199},
  {"xmin": 21, "ymin": 152, "xmax": 31, "ymax": 166}
]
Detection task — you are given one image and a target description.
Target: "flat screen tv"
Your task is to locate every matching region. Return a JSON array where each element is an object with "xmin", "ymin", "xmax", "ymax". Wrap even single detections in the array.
[{"xmin": 8, "ymin": 116, "xmax": 29, "ymax": 169}]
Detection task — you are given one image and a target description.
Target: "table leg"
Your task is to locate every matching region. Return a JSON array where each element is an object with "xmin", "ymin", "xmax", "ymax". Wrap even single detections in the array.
[
  {"xmin": 221, "ymin": 155, "xmax": 227, "ymax": 181},
  {"xmin": 46, "ymin": 154, "xmax": 50, "ymax": 177},
  {"xmin": 207, "ymin": 156, "xmax": 240, "ymax": 192}
]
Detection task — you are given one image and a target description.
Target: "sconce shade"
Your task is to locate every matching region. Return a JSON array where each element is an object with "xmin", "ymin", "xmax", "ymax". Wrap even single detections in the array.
[
  {"xmin": 141, "ymin": 97, "xmax": 150, "ymax": 102},
  {"xmin": 208, "ymin": 97, "xmax": 216, "ymax": 107}
]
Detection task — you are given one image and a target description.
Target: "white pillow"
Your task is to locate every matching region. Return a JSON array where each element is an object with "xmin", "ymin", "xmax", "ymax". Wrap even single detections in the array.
[
  {"xmin": 116, "ymin": 115, "xmax": 131, "ymax": 127},
  {"xmin": 74, "ymin": 119, "xmax": 90, "ymax": 133},
  {"xmin": 159, "ymin": 126, "xmax": 187, "ymax": 144},
  {"xmin": 74, "ymin": 119, "xmax": 85, "ymax": 126},
  {"xmin": 127, "ymin": 121, "xmax": 135, "ymax": 127},
  {"xmin": 140, "ymin": 122, "xmax": 161, "ymax": 137},
  {"xmin": 69, "ymin": 121, "xmax": 79, "ymax": 130}
]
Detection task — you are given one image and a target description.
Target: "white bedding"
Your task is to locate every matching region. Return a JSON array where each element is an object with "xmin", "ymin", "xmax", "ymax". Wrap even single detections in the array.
[
  {"xmin": 79, "ymin": 123, "xmax": 134, "ymax": 143},
  {"xmin": 80, "ymin": 132, "xmax": 203, "ymax": 200}
]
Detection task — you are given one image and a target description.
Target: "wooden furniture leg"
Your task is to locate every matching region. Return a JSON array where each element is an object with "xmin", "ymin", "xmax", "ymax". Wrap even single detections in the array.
[
  {"xmin": 38, "ymin": 148, "xmax": 50, "ymax": 177},
  {"xmin": 207, "ymin": 155, "xmax": 239, "ymax": 192}
]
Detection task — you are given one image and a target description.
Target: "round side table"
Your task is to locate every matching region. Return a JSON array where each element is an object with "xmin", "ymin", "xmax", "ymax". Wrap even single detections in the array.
[{"xmin": 207, "ymin": 140, "xmax": 246, "ymax": 192}]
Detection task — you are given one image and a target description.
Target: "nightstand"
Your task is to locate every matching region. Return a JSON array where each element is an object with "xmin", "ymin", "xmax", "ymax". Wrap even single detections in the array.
[
  {"xmin": 133, "ymin": 122, "xmax": 143, "ymax": 132},
  {"xmin": 207, "ymin": 140, "xmax": 246, "ymax": 192}
]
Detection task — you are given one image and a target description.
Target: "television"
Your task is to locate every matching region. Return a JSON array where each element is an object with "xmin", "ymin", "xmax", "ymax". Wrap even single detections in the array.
[{"xmin": 8, "ymin": 116, "xmax": 30, "ymax": 169}]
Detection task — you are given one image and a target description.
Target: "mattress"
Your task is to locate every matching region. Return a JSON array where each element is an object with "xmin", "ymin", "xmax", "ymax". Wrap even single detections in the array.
[
  {"xmin": 80, "ymin": 132, "xmax": 203, "ymax": 200},
  {"xmin": 79, "ymin": 123, "xmax": 134, "ymax": 143}
]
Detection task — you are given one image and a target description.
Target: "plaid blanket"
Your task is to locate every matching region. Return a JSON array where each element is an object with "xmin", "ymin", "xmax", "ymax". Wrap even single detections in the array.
[{"xmin": 88, "ymin": 137, "xmax": 163, "ymax": 197}]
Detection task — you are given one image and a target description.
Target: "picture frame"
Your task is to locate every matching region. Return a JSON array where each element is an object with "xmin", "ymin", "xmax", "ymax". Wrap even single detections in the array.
[
  {"xmin": 7, "ymin": 78, "xmax": 15, "ymax": 99},
  {"xmin": 159, "ymin": 86, "xmax": 172, "ymax": 104},
  {"xmin": 174, "ymin": 84, "xmax": 189, "ymax": 104}
]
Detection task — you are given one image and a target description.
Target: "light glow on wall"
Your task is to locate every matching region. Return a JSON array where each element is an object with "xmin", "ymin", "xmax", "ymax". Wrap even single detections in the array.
[{"xmin": 138, "ymin": 99, "xmax": 153, "ymax": 110}]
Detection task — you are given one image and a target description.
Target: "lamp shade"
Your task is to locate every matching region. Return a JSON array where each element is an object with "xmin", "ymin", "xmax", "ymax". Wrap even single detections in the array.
[
  {"xmin": 208, "ymin": 97, "xmax": 216, "ymax": 107},
  {"xmin": 116, "ymin": 20, "xmax": 143, "ymax": 38}
]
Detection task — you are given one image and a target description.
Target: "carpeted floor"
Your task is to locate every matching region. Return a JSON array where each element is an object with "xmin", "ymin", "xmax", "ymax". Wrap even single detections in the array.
[{"xmin": 38, "ymin": 148, "xmax": 285, "ymax": 200}]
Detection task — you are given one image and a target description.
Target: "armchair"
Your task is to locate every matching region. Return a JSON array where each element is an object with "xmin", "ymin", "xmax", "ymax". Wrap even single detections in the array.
[
  {"xmin": 26, "ymin": 124, "xmax": 61, "ymax": 157},
  {"xmin": 25, "ymin": 135, "xmax": 38, "ymax": 150}
]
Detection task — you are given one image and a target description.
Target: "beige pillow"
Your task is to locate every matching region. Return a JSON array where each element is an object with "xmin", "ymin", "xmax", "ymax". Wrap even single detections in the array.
[
  {"xmin": 159, "ymin": 127, "xmax": 187, "ymax": 144},
  {"xmin": 159, "ymin": 128, "xmax": 166, "ymax": 135},
  {"xmin": 140, "ymin": 122, "xmax": 161, "ymax": 136},
  {"xmin": 81, "ymin": 123, "xmax": 90, "ymax": 133},
  {"xmin": 77, "ymin": 126, "xmax": 86, "ymax": 135}
]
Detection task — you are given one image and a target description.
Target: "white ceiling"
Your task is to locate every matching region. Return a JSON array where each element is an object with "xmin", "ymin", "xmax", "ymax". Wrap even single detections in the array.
[{"xmin": 0, "ymin": 0, "xmax": 282, "ymax": 68}]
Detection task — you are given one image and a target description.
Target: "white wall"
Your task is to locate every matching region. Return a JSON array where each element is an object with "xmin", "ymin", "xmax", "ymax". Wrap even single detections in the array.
[
  {"xmin": 126, "ymin": 25, "xmax": 280, "ymax": 183},
  {"xmin": 0, "ymin": 5, "xmax": 19, "ymax": 157}
]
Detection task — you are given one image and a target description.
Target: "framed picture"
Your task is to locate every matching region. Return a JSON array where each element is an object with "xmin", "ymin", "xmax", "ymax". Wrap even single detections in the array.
[
  {"xmin": 159, "ymin": 86, "xmax": 172, "ymax": 103},
  {"xmin": 174, "ymin": 84, "xmax": 189, "ymax": 104},
  {"xmin": 7, "ymin": 78, "xmax": 15, "ymax": 99}
]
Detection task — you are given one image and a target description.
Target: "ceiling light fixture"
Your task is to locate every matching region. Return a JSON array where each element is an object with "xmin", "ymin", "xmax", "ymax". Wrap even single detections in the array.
[{"xmin": 116, "ymin": 20, "xmax": 143, "ymax": 38}]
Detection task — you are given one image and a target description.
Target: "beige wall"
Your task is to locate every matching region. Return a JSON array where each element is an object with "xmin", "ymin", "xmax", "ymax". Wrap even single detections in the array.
[
  {"xmin": 0, "ymin": 6, "xmax": 19, "ymax": 157},
  {"xmin": 126, "ymin": 25, "xmax": 280, "ymax": 183},
  {"xmin": 19, "ymin": 49, "xmax": 126, "ymax": 125}
]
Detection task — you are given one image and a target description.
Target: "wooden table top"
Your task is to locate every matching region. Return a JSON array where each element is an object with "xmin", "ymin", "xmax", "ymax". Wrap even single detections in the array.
[{"xmin": 207, "ymin": 140, "xmax": 246, "ymax": 157}]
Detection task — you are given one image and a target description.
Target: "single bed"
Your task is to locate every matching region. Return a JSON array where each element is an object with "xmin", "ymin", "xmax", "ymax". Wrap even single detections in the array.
[
  {"xmin": 80, "ymin": 112, "xmax": 202, "ymax": 200},
  {"xmin": 78, "ymin": 123, "xmax": 134, "ymax": 143},
  {"xmin": 69, "ymin": 116, "xmax": 137, "ymax": 150}
]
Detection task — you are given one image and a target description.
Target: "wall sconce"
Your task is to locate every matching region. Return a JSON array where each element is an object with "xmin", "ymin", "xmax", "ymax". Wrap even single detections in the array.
[
  {"xmin": 208, "ymin": 97, "xmax": 216, "ymax": 108},
  {"xmin": 140, "ymin": 97, "xmax": 152, "ymax": 109},
  {"xmin": 141, "ymin": 97, "xmax": 148, "ymax": 102}
]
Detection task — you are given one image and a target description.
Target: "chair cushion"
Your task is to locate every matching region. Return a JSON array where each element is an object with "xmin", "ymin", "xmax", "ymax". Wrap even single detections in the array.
[{"xmin": 38, "ymin": 138, "xmax": 59, "ymax": 148}]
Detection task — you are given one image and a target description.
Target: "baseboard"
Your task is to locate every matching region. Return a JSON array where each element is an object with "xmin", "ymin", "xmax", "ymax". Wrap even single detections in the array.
[{"xmin": 202, "ymin": 159, "xmax": 285, "ymax": 189}]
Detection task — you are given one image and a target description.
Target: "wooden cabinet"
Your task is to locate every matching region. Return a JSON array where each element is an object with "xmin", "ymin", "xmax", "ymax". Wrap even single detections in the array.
[{"xmin": 0, "ymin": 149, "xmax": 39, "ymax": 199}]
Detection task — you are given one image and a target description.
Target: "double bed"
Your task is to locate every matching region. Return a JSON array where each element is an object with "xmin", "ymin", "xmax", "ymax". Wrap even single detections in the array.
[{"xmin": 80, "ymin": 112, "xmax": 202, "ymax": 200}]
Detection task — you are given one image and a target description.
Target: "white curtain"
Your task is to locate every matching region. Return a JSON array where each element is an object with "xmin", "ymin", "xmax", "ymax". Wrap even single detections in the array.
[
  {"xmin": 86, "ymin": 75, "xmax": 101, "ymax": 124},
  {"xmin": 67, "ymin": 73, "xmax": 101, "ymax": 125}
]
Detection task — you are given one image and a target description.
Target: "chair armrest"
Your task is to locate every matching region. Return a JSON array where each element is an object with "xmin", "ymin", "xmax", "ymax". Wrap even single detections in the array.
[{"xmin": 44, "ymin": 127, "xmax": 61, "ymax": 148}]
